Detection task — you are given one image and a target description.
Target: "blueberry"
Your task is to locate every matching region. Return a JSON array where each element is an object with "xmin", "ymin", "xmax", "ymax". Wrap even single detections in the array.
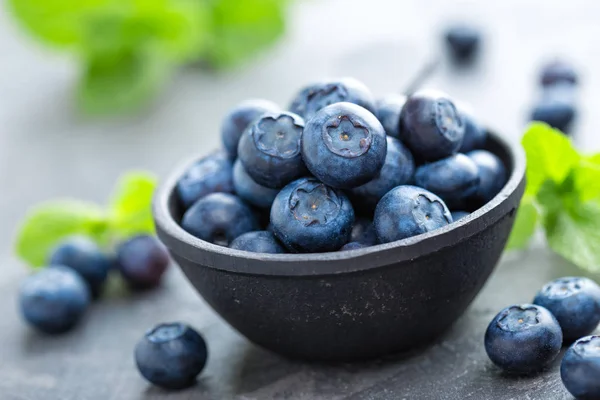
[
  {"xmin": 230, "ymin": 231, "xmax": 286, "ymax": 254},
  {"xmin": 339, "ymin": 242, "xmax": 366, "ymax": 251},
  {"xmin": 221, "ymin": 99, "xmax": 279, "ymax": 159},
  {"xmin": 48, "ymin": 236, "xmax": 111, "ymax": 297},
  {"xmin": 561, "ymin": 336, "xmax": 600, "ymax": 400},
  {"xmin": 135, "ymin": 322, "xmax": 207, "ymax": 390},
  {"xmin": 375, "ymin": 94, "xmax": 406, "ymax": 139},
  {"xmin": 289, "ymin": 77, "xmax": 376, "ymax": 120},
  {"xmin": 484, "ymin": 304, "xmax": 562, "ymax": 374},
  {"xmin": 451, "ymin": 210, "xmax": 469, "ymax": 221},
  {"xmin": 238, "ymin": 111, "xmax": 308, "ymax": 188},
  {"xmin": 399, "ymin": 90, "xmax": 465, "ymax": 161},
  {"xmin": 19, "ymin": 265, "xmax": 90, "ymax": 334},
  {"xmin": 374, "ymin": 185, "xmax": 452, "ymax": 244},
  {"xmin": 350, "ymin": 217, "xmax": 378, "ymax": 246},
  {"xmin": 181, "ymin": 193, "xmax": 259, "ymax": 246},
  {"xmin": 530, "ymin": 93, "xmax": 576, "ymax": 134},
  {"xmin": 467, "ymin": 150, "xmax": 507, "ymax": 205},
  {"xmin": 457, "ymin": 103, "xmax": 487, "ymax": 153},
  {"xmin": 270, "ymin": 177, "xmax": 354, "ymax": 253},
  {"xmin": 232, "ymin": 160, "xmax": 278, "ymax": 209},
  {"xmin": 350, "ymin": 136, "xmax": 415, "ymax": 210},
  {"xmin": 533, "ymin": 277, "xmax": 600, "ymax": 341},
  {"xmin": 540, "ymin": 60, "xmax": 578, "ymax": 87},
  {"xmin": 414, "ymin": 153, "xmax": 479, "ymax": 209},
  {"xmin": 176, "ymin": 151, "xmax": 234, "ymax": 209},
  {"xmin": 116, "ymin": 235, "xmax": 170, "ymax": 290},
  {"xmin": 444, "ymin": 25, "xmax": 481, "ymax": 62},
  {"xmin": 302, "ymin": 102, "xmax": 387, "ymax": 189}
]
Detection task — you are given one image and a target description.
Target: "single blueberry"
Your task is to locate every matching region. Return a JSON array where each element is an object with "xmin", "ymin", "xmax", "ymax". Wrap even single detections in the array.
[
  {"xmin": 232, "ymin": 160, "xmax": 279, "ymax": 209},
  {"xmin": 374, "ymin": 185, "xmax": 452, "ymax": 244},
  {"xmin": 238, "ymin": 111, "xmax": 308, "ymax": 188},
  {"xmin": 414, "ymin": 153, "xmax": 480, "ymax": 209},
  {"xmin": 444, "ymin": 25, "xmax": 481, "ymax": 62},
  {"xmin": 467, "ymin": 150, "xmax": 507, "ymax": 205},
  {"xmin": 451, "ymin": 210, "xmax": 469, "ymax": 221},
  {"xmin": 19, "ymin": 265, "xmax": 90, "ymax": 334},
  {"xmin": 48, "ymin": 236, "xmax": 111, "ymax": 298},
  {"xmin": 484, "ymin": 304, "xmax": 562, "ymax": 374},
  {"xmin": 181, "ymin": 193, "xmax": 259, "ymax": 246},
  {"xmin": 176, "ymin": 151, "xmax": 234, "ymax": 209},
  {"xmin": 457, "ymin": 103, "xmax": 487, "ymax": 153},
  {"xmin": 116, "ymin": 235, "xmax": 170, "ymax": 290},
  {"xmin": 540, "ymin": 60, "xmax": 578, "ymax": 87},
  {"xmin": 302, "ymin": 102, "xmax": 387, "ymax": 189},
  {"xmin": 375, "ymin": 94, "xmax": 406, "ymax": 139},
  {"xmin": 230, "ymin": 231, "xmax": 286, "ymax": 254},
  {"xmin": 289, "ymin": 77, "xmax": 376, "ymax": 120},
  {"xmin": 350, "ymin": 136, "xmax": 415, "ymax": 210},
  {"xmin": 530, "ymin": 93, "xmax": 576, "ymax": 134},
  {"xmin": 135, "ymin": 322, "xmax": 207, "ymax": 390},
  {"xmin": 221, "ymin": 99, "xmax": 279, "ymax": 159},
  {"xmin": 350, "ymin": 217, "xmax": 378, "ymax": 246},
  {"xmin": 399, "ymin": 90, "xmax": 465, "ymax": 161},
  {"xmin": 339, "ymin": 242, "xmax": 366, "ymax": 251},
  {"xmin": 561, "ymin": 336, "xmax": 600, "ymax": 400},
  {"xmin": 270, "ymin": 177, "xmax": 354, "ymax": 253},
  {"xmin": 533, "ymin": 277, "xmax": 600, "ymax": 341}
]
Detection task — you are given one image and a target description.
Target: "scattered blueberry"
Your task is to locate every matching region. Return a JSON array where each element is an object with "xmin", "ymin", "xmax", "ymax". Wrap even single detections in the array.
[
  {"xmin": 232, "ymin": 160, "xmax": 278, "ymax": 209},
  {"xmin": 350, "ymin": 136, "xmax": 415, "ymax": 210},
  {"xmin": 135, "ymin": 322, "xmax": 207, "ymax": 390},
  {"xmin": 457, "ymin": 103, "xmax": 487, "ymax": 153},
  {"xmin": 289, "ymin": 77, "xmax": 376, "ymax": 120},
  {"xmin": 238, "ymin": 111, "xmax": 307, "ymax": 188},
  {"xmin": 221, "ymin": 99, "xmax": 279, "ymax": 159},
  {"xmin": 467, "ymin": 150, "xmax": 507, "ymax": 205},
  {"xmin": 375, "ymin": 94, "xmax": 406, "ymax": 139},
  {"xmin": 230, "ymin": 231, "xmax": 286, "ymax": 254},
  {"xmin": 484, "ymin": 304, "xmax": 562, "ymax": 374},
  {"xmin": 444, "ymin": 24, "xmax": 481, "ymax": 62},
  {"xmin": 19, "ymin": 265, "xmax": 90, "ymax": 334},
  {"xmin": 182, "ymin": 193, "xmax": 259, "ymax": 246},
  {"xmin": 48, "ymin": 236, "xmax": 112, "ymax": 297},
  {"xmin": 176, "ymin": 151, "xmax": 234, "ymax": 209},
  {"xmin": 530, "ymin": 96, "xmax": 576, "ymax": 134},
  {"xmin": 451, "ymin": 210, "xmax": 469, "ymax": 221},
  {"xmin": 116, "ymin": 235, "xmax": 170, "ymax": 290},
  {"xmin": 561, "ymin": 336, "xmax": 600, "ymax": 400},
  {"xmin": 270, "ymin": 177, "xmax": 354, "ymax": 253},
  {"xmin": 374, "ymin": 185, "xmax": 452, "ymax": 244},
  {"xmin": 414, "ymin": 153, "xmax": 480, "ymax": 209},
  {"xmin": 302, "ymin": 102, "xmax": 387, "ymax": 189},
  {"xmin": 533, "ymin": 277, "xmax": 600, "ymax": 341},
  {"xmin": 339, "ymin": 242, "xmax": 366, "ymax": 251},
  {"xmin": 350, "ymin": 217, "xmax": 378, "ymax": 246},
  {"xmin": 399, "ymin": 90, "xmax": 465, "ymax": 161},
  {"xmin": 540, "ymin": 60, "xmax": 578, "ymax": 87}
]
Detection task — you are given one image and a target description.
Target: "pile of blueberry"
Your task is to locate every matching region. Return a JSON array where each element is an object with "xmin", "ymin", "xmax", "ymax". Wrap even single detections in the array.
[
  {"xmin": 485, "ymin": 276, "xmax": 600, "ymax": 399},
  {"xmin": 19, "ymin": 235, "xmax": 170, "ymax": 334},
  {"xmin": 176, "ymin": 78, "xmax": 507, "ymax": 254}
]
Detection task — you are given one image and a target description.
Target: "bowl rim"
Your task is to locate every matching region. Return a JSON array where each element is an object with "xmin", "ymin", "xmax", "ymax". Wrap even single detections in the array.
[{"xmin": 153, "ymin": 131, "xmax": 526, "ymax": 277}]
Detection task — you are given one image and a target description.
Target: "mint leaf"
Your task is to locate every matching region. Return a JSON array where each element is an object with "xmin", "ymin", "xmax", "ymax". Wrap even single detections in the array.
[
  {"xmin": 522, "ymin": 122, "xmax": 579, "ymax": 196},
  {"xmin": 109, "ymin": 171, "xmax": 157, "ymax": 239},
  {"xmin": 15, "ymin": 201, "xmax": 108, "ymax": 267},
  {"xmin": 507, "ymin": 195, "xmax": 539, "ymax": 250},
  {"xmin": 573, "ymin": 156, "xmax": 600, "ymax": 202}
]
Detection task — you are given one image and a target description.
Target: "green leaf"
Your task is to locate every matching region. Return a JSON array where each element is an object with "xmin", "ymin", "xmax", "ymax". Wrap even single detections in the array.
[
  {"xmin": 521, "ymin": 122, "xmax": 579, "ymax": 196},
  {"xmin": 109, "ymin": 171, "xmax": 158, "ymax": 239},
  {"xmin": 14, "ymin": 201, "xmax": 108, "ymax": 267},
  {"xmin": 506, "ymin": 195, "xmax": 539, "ymax": 250}
]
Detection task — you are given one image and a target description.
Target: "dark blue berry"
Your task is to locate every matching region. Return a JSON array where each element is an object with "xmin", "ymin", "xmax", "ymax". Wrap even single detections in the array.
[
  {"xmin": 467, "ymin": 150, "xmax": 507, "ymax": 205},
  {"xmin": 19, "ymin": 265, "xmax": 90, "ymax": 334},
  {"xmin": 414, "ymin": 153, "xmax": 479, "ymax": 209},
  {"xmin": 135, "ymin": 322, "xmax": 207, "ymax": 390},
  {"xmin": 374, "ymin": 185, "xmax": 452, "ymax": 244},
  {"xmin": 540, "ymin": 60, "xmax": 578, "ymax": 87},
  {"xmin": 289, "ymin": 77, "xmax": 376, "ymax": 120},
  {"xmin": 400, "ymin": 90, "xmax": 465, "ymax": 161},
  {"xmin": 181, "ymin": 193, "xmax": 259, "ymax": 246},
  {"xmin": 375, "ymin": 94, "xmax": 406, "ymax": 139},
  {"xmin": 176, "ymin": 151, "xmax": 234, "ymax": 209},
  {"xmin": 350, "ymin": 136, "xmax": 415, "ymax": 210},
  {"xmin": 238, "ymin": 111, "xmax": 308, "ymax": 188},
  {"xmin": 450, "ymin": 210, "xmax": 469, "ymax": 221},
  {"xmin": 561, "ymin": 335, "xmax": 600, "ymax": 400},
  {"xmin": 444, "ymin": 25, "xmax": 481, "ymax": 62},
  {"xmin": 302, "ymin": 102, "xmax": 387, "ymax": 189},
  {"xmin": 350, "ymin": 217, "xmax": 378, "ymax": 246},
  {"xmin": 530, "ymin": 88, "xmax": 576, "ymax": 134},
  {"xmin": 339, "ymin": 242, "xmax": 366, "ymax": 251},
  {"xmin": 270, "ymin": 178, "xmax": 354, "ymax": 253},
  {"xmin": 484, "ymin": 304, "xmax": 562, "ymax": 374},
  {"xmin": 48, "ymin": 236, "xmax": 111, "ymax": 297},
  {"xmin": 533, "ymin": 277, "xmax": 600, "ymax": 341},
  {"xmin": 116, "ymin": 235, "xmax": 170, "ymax": 290},
  {"xmin": 230, "ymin": 231, "xmax": 286, "ymax": 254},
  {"xmin": 232, "ymin": 160, "xmax": 278, "ymax": 209},
  {"xmin": 457, "ymin": 103, "xmax": 487, "ymax": 153},
  {"xmin": 221, "ymin": 99, "xmax": 279, "ymax": 159}
]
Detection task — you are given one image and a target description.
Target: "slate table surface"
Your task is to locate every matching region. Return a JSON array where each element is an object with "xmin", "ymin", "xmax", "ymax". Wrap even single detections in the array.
[{"xmin": 1, "ymin": 1, "xmax": 600, "ymax": 399}]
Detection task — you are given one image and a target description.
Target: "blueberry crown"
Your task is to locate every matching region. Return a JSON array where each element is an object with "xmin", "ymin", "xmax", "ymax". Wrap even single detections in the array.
[
  {"xmin": 434, "ymin": 99, "xmax": 463, "ymax": 140},
  {"xmin": 146, "ymin": 323, "xmax": 186, "ymax": 343},
  {"xmin": 497, "ymin": 305, "xmax": 540, "ymax": 332},
  {"xmin": 411, "ymin": 194, "xmax": 452, "ymax": 226},
  {"xmin": 573, "ymin": 335, "xmax": 600, "ymax": 358},
  {"xmin": 253, "ymin": 114, "xmax": 303, "ymax": 159},
  {"xmin": 542, "ymin": 277, "xmax": 583, "ymax": 298},
  {"xmin": 323, "ymin": 115, "xmax": 371, "ymax": 158},
  {"xmin": 288, "ymin": 180, "xmax": 342, "ymax": 226}
]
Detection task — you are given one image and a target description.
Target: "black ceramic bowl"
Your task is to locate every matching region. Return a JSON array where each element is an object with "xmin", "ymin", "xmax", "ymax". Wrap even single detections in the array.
[{"xmin": 153, "ymin": 132, "xmax": 525, "ymax": 362}]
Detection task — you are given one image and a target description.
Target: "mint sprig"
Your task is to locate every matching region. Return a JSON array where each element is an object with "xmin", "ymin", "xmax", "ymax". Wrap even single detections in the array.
[
  {"xmin": 14, "ymin": 171, "xmax": 157, "ymax": 268},
  {"xmin": 508, "ymin": 123, "xmax": 600, "ymax": 271}
]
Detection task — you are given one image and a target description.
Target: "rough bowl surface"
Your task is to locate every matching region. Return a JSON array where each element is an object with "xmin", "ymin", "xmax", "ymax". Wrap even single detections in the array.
[{"xmin": 153, "ymin": 132, "xmax": 525, "ymax": 362}]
